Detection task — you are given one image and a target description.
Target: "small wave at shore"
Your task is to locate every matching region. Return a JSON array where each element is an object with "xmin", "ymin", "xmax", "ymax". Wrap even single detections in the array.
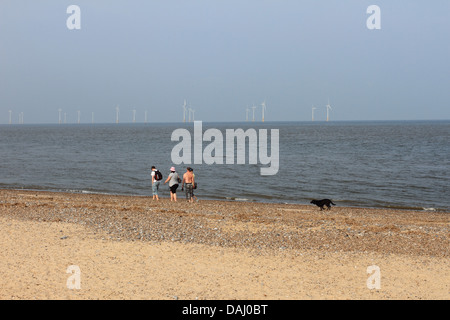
[{"xmin": 225, "ymin": 197, "xmax": 251, "ymax": 202}]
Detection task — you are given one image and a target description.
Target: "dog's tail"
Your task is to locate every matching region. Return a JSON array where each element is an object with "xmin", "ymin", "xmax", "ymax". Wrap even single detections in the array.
[{"xmin": 331, "ymin": 200, "xmax": 336, "ymax": 205}]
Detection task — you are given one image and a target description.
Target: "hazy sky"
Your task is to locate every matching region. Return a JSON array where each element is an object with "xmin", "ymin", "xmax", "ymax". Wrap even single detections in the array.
[{"xmin": 1, "ymin": 1, "xmax": 449, "ymax": 123}]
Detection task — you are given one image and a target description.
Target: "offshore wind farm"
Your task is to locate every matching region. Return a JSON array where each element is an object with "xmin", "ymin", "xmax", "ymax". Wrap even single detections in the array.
[
  {"xmin": 3, "ymin": 97, "xmax": 341, "ymax": 125},
  {"xmin": 3, "ymin": 99, "xmax": 338, "ymax": 125}
]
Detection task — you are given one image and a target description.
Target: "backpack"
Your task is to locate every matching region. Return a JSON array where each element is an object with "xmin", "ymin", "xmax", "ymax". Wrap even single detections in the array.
[{"xmin": 154, "ymin": 170, "xmax": 162, "ymax": 181}]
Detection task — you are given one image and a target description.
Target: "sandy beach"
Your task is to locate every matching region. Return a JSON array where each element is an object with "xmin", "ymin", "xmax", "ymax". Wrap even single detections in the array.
[{"xmin": 0, "ymin": 189, "xmax": 448, "ymax": 300}]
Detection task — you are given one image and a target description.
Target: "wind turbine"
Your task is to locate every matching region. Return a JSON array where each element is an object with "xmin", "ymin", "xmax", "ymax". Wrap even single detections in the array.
[
  {"xmin": 312, "ymin": 105, "xmax": 316, "ymax": 121},
  {"xmin": 9, "ymin": 110, "xmax": 12, "ymax": 124},
  {"xmin": 144, "ymin": 110, "xmax": 148, "ymax": 123},
  {"xmin": 261, "ymin": 101, "xmax": 266, "ymax": 122},
  {"xmin": 132, "ymin": 109, "xmax": 136, "ymax": 123},
  {"xmin": 188, "ymin": 107, "xmax": 192, "ymax": 122},
  {"xmin": 182, "ymin": 100, "xmax": 187, "ymax": 122},
  {"xmin": 191, "ymin": 109, "xmax": 195, "ymax": 121},
  {"xmin": 115, "ymin": 106, "xmax": 120, "ymax": 124},
  {"xmin": 77, "ymin": 110, "xmax": 81, "ymax": 124},
  {"xmin": 251, "ymin": 105, "xmax": 256, "ymax": 122},
  {"xmin": 246, "ymin": 107, "xmax": 249, "ymax": 122},
  {"xmin": 326, "ymin": 99, "xmax": 332, "ymax": 122},
  {"xmin": 58, "ymin": 109, "xmax": 62, "ymax": 124},
  {"xmin": 92, "ymin": 112, "xmax": 94, "ymax": 124}
]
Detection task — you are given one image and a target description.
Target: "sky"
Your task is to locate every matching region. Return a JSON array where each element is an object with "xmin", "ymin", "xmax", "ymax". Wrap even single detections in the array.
[{"xmin": 0, "ymin": 0, "xmax": 449, "ymax": 124}]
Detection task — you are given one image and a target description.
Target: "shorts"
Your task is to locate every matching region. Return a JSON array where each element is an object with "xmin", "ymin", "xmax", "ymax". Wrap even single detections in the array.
[
  {"xmin": 170, "ymin": 184, "xmax": 179, "ymax": 193},
  {"xmin": 185, "ymin": 183, "xmax": 193, "ymax": 199}
]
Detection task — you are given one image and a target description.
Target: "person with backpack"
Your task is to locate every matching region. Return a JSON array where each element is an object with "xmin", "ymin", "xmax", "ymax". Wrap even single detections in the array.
[
  {"xmin": 151, "ymin": 166, "xmax": 162, "ymax": 201},
  {"xmin": 164, "ymin": 166, "xmax": 181, "ymax": 202}
]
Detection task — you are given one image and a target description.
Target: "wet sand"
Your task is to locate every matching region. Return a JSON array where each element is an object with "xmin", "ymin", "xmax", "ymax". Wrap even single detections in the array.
[{"xmin": 0, "ymin": 189, "xmax": 448, "ymax": 300}]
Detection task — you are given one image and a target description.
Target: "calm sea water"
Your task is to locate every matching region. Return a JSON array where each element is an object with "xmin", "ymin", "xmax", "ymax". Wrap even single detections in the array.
[{"xmin": 0, "ymin": 121, "xmax": 449, "ymax": 211}]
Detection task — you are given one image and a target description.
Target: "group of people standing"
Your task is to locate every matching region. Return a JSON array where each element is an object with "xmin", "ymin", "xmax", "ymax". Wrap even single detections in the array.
[{"xmin": 151, "ymin": 166, "xmax": 196, "ymax": 203}]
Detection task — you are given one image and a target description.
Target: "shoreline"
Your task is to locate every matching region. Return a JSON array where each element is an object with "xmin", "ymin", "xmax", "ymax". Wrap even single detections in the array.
[
  {"xmin": 0, "ymin": 189, "xmax": 448, "ymax": 299},
  {"xmin": 1, "ymin": 187, "xmax": 447, "ymax": 213}
]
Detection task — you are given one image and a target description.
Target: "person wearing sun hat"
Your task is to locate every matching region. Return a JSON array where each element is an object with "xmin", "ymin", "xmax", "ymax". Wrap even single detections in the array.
[{"xmin": 164, "ymin": 166, "xmax": 180, "ymax": 202}]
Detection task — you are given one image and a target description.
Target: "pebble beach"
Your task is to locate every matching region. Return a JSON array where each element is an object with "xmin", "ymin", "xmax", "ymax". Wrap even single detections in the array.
[{"xmin": 0, "ymin": 189, "xmax": 448, "ymax": 300}]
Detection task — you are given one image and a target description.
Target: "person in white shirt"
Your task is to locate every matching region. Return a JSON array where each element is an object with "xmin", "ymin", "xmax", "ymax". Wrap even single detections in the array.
[{"xmin": 151, "ymin": 166, "xmax": 161, "ymax": 201}]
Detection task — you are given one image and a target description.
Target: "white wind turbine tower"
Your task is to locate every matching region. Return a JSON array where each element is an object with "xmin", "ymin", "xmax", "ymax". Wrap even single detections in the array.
[
  {"xmin": 77, "ymin": 110, "xmax": 81, "ymax": 124},
  {"xmin": 115, "ymin": 106, "xmax": 120, "ymax": 124},
  {"xmin": 64, "ymin": 113, "xmax": 67, "ymax": 124},
  {"xmin": 9, "ymin": 110, "xmax": 12, "ymax": 124},
  {"xmin": 246, "ymin": 107, "xmax": 249, "ymax": 122},
  {"xmin": 312, "ymin": 105, "xmax": 317, "ymax": 121},
  {"xmin": 58, "ymin": 109, "xmax": 62, "ymax": 124},
  {"xmin": 132, "ymin": 109, "xmax": 136, "ymax": 123},
  {"xmin": 92, "ymin": 112, "xmax": 94, "ymax": 124},
  {"xmin": 251, "ymin": 105, "xmax": 256, "ymax": 122},
  {"xmin": 326, "ymin": 99, "xmax": 332, "ymax": 122},
  {"xmin": 188, "ymin": 107, "xmax": 192, "ymax": 122},
  {"xmin": 145, "ymin": 110, "xmax": 148, "ymax": 123},
  {"xmin": 182, "ymin": 100, "xmax": 187, "ymax": 122},
  {"xmin": 261, "ymin": 101, "xmax": 266, "ymax": 122},
  {"xmin": 191, "ymin": 109, "xmax": 195, "ymax": 121}
]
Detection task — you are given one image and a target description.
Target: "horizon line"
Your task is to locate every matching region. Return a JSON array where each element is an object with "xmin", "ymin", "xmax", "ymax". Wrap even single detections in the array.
[{"xmin": 1, "ymin": 119, "xmax": 450, "ymax": 126}]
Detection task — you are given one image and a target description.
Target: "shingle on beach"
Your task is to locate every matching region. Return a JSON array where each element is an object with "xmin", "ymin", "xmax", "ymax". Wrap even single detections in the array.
[
  {"xmin": 1, "ymin": 189, "xmax": 447, "ymax": 257},
  {"xmin": 0, "ymin": 189, "xmax": 448, "ymax": 300}
]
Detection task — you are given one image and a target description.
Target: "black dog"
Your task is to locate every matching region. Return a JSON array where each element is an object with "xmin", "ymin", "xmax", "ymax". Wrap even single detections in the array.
[{"xmin": 310, "ymin": 199, "xmax": 336, "ymax": 210}]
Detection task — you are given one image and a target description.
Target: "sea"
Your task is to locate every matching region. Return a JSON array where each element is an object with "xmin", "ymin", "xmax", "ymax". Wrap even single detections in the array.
[{"xmin": 0, "ymin": 120, "xmax": 449, "ymax": 211}]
